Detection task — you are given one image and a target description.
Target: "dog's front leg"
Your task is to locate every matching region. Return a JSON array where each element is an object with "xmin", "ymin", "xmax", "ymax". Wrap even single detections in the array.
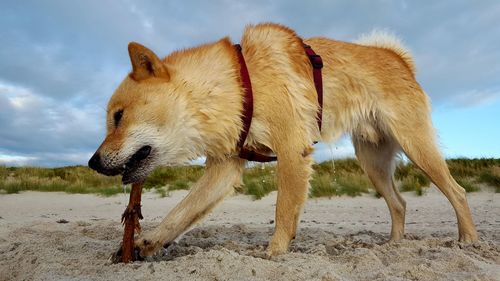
[
  {"xmin": 135, "ymin": 157, "xmax": 245, "ymax": 257},
  {"xmin": 267, "ymin": 148, "xmax": 313, "ymax": 256}
]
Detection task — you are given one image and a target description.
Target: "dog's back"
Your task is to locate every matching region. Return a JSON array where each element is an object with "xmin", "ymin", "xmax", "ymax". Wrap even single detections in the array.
[{"xmin": 241, "ymin": 24, "xmax": 425, "ymax": 151}]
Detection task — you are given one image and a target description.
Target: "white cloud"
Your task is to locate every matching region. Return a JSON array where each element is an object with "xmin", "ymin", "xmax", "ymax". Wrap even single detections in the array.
[
  {"xmin": 0, "ymin": 154, "xmax": 38, "ymax": 166},
  {"xmin": 0, "ymin": 81, "xmax": 42, "ymax": 110},
  {"xmin": 0, "ymin": 80, "xmax": 105, "ymax": 166}
]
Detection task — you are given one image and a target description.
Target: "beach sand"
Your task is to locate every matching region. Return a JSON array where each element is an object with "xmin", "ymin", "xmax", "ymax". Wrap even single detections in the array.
[{"xmin": 0, "ymin": 187, "xmax": 498, "ymax": 281}]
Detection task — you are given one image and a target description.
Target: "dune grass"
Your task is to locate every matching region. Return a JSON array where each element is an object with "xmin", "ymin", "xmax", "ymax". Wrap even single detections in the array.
[
  {"xmin": 447, "ymin": 158, "xmax": 500, "ymax": 192},
  {"xmin": 241, "ymin": 165, "xmax": 277, "ymax": 200},
  {"xmin": 309, "ymin": 159, "xmax": 372, "ymax": 198},
  {"xmin": 455, "ymin": 178, "xmax": 480, "ymax": 193},
  {"xmin": 0, "ymin": 166, "xmax": 124, "ymax": 196},
  {"xmin": 1, "ymin": 158, "xmax": 498, "ymax": 198},
  {"xmin": 395, "ymin": 164, "xmax": 431, "ymax": 196}
]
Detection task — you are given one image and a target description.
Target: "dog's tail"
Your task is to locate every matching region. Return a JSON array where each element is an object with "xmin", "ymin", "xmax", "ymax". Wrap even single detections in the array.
[{"xmin": 355, "ymin": 30, "xmax": 416, "ymax": 76}]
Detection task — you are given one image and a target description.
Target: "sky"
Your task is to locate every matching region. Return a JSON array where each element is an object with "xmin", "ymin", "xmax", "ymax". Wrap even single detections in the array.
[{"xmin": 0, "ymin": 0, "xmax": 499, "ymax": 167}]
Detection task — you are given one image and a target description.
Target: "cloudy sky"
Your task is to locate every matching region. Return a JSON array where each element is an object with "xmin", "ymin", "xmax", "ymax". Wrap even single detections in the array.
[{"xmin": 1, "ymin": 0, "xmax": 499, "ymax": 167}]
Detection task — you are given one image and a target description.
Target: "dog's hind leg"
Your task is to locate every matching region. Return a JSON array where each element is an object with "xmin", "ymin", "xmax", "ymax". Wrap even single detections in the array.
[
  {"xmin": 134, "ymin": 156, "xmax": 245, "ymax": 257},
  {"xmin": 353, "ymin": 134, "xmax": 406, "ymax": 241},
  {"xmin": 387, "ymin": 91, "xmax": 478, "ymax": 242}
]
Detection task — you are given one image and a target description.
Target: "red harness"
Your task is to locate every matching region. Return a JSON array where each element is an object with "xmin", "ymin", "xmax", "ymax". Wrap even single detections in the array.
[{"xmin": 234, "ymin": 43, "xmax": 323, "ymax": 162}]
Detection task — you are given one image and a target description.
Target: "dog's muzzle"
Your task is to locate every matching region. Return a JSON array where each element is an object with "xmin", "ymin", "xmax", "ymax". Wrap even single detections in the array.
[
  {"xmin": 125, "ymin": 145, "xmax": 151, "ymax": 169},
  {"xmin": 88, "ymin": 145, "xmax": 152, "ymax": 177}
]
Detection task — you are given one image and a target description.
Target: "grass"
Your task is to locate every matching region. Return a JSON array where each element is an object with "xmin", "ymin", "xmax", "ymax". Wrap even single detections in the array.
[
  {"xmin": 241, "ymin": 165, "xmax": 277, "ymax": 199},
  {"xmin": 455, "ymin": 178, "xmax": 480, "ymax": 193},
  {"xmin": 1, "ymin": 158, "xmax": 498, "ymax": 198},
  {"xmin": 310, "ymin": 160, "xmax": 372, "ymax": 198},
  {"xmin": 478, "ymin": 168, "xmax": 500, "ymax": 193},
  {"xmin": 399, "ymin": 176, "xmax": 425, "ymax": 196},
  {"xmin": 396, "ymin": 166, "xmax": 430, "ymax": 196},
  {"xmin": 154, "ymin": 186, "xmax": 169, "ymax": 198},
  {"xmin": 309, "ymin": 174, "xmax": 337, "ymax": 198},
  {"xmin": 0, "ymin": 166, "xmax": 123, "ymax": 196},
  {"xmin": 143, "ymin": 166, "xmax": 204, "ymax": 191}
]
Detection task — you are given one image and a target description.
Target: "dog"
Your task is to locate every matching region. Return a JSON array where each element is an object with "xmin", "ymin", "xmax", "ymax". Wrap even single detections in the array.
[{"xmin": 88, "ymin": 23, "xmax": 478, "ymax": 258}]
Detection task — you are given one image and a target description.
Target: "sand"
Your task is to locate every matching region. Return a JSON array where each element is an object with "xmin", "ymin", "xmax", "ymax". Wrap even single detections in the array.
[{"xmin": 0, "ymin": 187, "xmax": 498, "ymax": 281}]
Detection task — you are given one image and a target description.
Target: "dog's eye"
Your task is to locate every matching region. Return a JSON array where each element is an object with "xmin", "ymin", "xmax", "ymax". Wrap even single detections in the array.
[{"xmin": 114, "ymin": 110, "xmax": 124, "ymax": 127}]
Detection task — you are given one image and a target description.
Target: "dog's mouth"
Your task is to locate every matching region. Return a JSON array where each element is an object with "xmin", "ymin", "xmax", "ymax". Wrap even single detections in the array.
[{"xmin": 121, "ymin": 145, "xmax": 153, "ymax": 184}]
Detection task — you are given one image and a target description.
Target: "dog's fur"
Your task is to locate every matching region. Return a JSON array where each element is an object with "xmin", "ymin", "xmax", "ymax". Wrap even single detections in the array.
[{"xmin": 91, "ymin": 23, "xmax": 478, "ymax": 257}]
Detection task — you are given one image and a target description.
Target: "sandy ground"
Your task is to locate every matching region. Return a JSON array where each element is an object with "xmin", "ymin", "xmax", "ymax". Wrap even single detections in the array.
[{"xmin": 0, "ymin": 187, "xmax": 498, "ymax": 281}]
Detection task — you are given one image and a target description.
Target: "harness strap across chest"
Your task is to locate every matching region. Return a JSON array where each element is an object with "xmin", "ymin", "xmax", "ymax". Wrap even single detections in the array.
[{"xmin": 234, "ymin": 43, "xmax": 324, "ymax": 162}]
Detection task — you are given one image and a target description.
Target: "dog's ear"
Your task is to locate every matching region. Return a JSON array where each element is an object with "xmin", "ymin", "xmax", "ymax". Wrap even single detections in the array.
[{"xmin": 128, "ymin": 42, "xmax": 170, "ymax": 81}]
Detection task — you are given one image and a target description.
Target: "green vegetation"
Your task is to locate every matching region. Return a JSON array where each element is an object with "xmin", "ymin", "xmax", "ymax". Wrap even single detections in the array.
[
  {"xmin": 143, "ymin": 165, "xmax": 204, "ymax": 196},
  {"xmin": 1, "ymin": 158, "xmax": 498, "ymax": 198},
  {"xmin": 396, "ymin": 165, "xmax": 430, "ymax": 196},
  {"xmin": 0, "ymin": 165, "xmax": 204, "ymax": 197},
  {"xmin": 310, "ymin": 159, "xmax": 372, "ymax": 198},
  {"xmin": 446, "ymin": 158, "xmax": 500, "ymax": 193},
  {"xmin": 455, "ymin": 178, "xmax": 480, "ymax": 193},
  {"xmin": 478, "ymin": 169, "xmax": 500, "ymax": 193},
  {"xmin": 0, "ymin": 166, "xmax": 123, "ymax": 196},
  {"xmin": 241, "ymin": 165, "xmax": 277, "ymax": 200}
]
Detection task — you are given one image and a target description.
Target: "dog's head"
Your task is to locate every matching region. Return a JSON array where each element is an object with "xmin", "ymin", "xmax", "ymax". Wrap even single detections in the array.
[{"xmin": 88, "ymin": 43, "xmax": 202, "ymax": 184}]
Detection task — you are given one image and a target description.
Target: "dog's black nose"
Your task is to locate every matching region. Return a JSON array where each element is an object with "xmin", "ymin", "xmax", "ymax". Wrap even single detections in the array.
[{"xmin": 88, "ymin": 152, "xmax": 102, "ymax": 172}]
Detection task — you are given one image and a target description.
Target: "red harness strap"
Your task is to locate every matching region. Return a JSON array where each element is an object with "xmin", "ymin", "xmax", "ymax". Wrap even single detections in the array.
[
  {"xmin": 234, "ymin": 44, "xmax": 277, "ymax": 162},
  {"xmin": 303, "ymin": 44, "xmax": 324, "ymax": 132},
  {"xmin": 234, "ymin": 43, "xmax": 323, "ymax": 162}
]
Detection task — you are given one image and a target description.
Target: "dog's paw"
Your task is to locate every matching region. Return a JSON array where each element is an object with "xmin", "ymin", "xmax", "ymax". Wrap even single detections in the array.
[
  {"xmin": 266, "ymin": 239, "xmax": 288, "ymax": 258},
  {"xmin": 459, "ymin": 232, "xmax": 478, "ymax": 243},
  {"xmin": 110, "ymin": 244, "xmax": 145, "ymax": 263},
  {"xmin": 134, "ymin": 236, "xmax": 162, "ymax": 257},
  {"xmin": 265, "ymin": 247, "xmax": 287, "ymax": 258}
]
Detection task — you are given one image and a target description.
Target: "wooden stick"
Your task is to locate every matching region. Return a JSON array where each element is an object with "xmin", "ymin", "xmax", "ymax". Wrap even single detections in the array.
[{"xmin": 120, "ymin": 182, "xmax": 143, "ymax": 263}]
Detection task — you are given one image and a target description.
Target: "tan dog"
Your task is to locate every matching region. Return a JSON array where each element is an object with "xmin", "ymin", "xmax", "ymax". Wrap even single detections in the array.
[{"xmin": 88, "ymin": 23, "xmax": 478, "ymax": 257}]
